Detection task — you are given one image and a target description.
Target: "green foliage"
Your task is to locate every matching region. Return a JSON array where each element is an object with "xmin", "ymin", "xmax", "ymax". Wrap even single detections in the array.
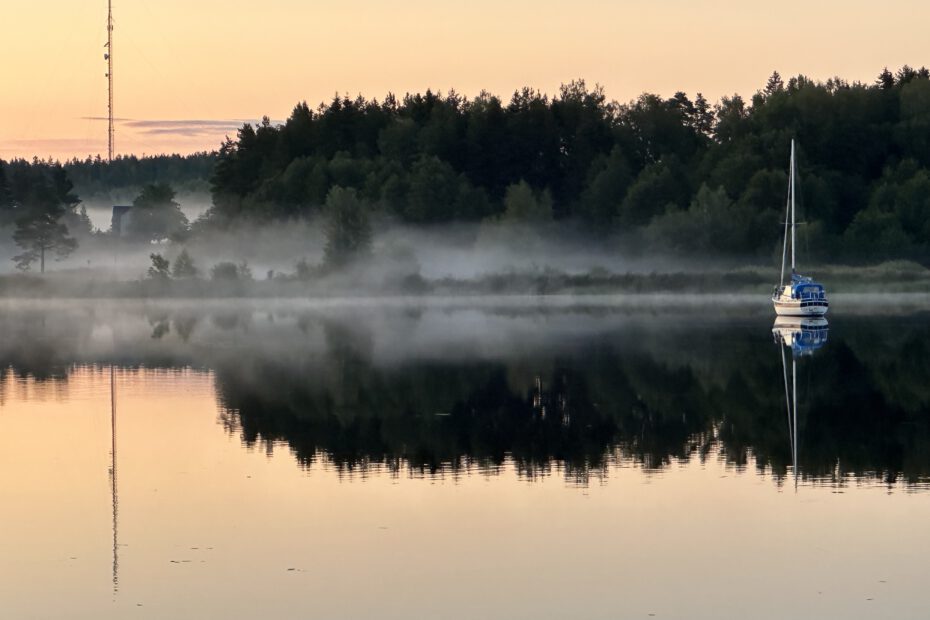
[
  {"xmin": 0, "ymin": 161, "xmax": 13, "ymax": 226},
  {"xmin": 842, "ymin": 160, "xmax": 930, "ymax": 259},
  {"xmin": 127, "ymin": 183, "xmax": 189, "ymax": 242},
  {"xmin": 324, "ymin": 187, "xmax": 372, "ymax": 269},
  {"xmin": 210, "ymin": 261, "xmax": 252, "ymax": 281},
  {"xmin": 618, "ymin": 159, "xmax": 687, "ymax": 227},
  {"xmin": 295, "ymin": 257, "xmax": 314, "ymax": 281},
  {"xmin": 65, "ymin": 205, "xmax": 94, "ymax": 237},
  {"xmin": 3, "ymin": 160, "xmax": 84, "ymax": 273},
  {"xmin": 377, "ymin": 117, "xmax": 419, "ymax": 165},
  {"xmin": 172, "ymin": 249, "xmax": 198, "ymax": 279},
  {"xmin": 13, "ymin": 214, "xmax": 78, "ymax": 273},
  {"xmin": 147, "ymin": 253, "xmax": 171, "ymax": 280},
  {"xmin": 578, "ymin": 147, "xmax": 632, "ymax": 225},
  {"xmin": 405, "ymin": 156, "xmax": 461, "ymax": 222},
  {"xmin": 500, "ymin": 180, "xmax": 553, "ymax": 222},
  {"xmin": 897, "ymin": 80, "xmax": 930, "ymax": 160},
  {"xmin": 647, "ymin": 185, "xmax": 749, "ymax": 253},
  {"xmin": 210, "ymin": 262, "xmax": 238, "ymax": 281},
  {"xmin": 237, "ymin": 261, "xmax": 253, "ymax": 281},
  {"xmin": 11, "ymin": 65, "xmax": 930, "ymax": 262},
  {"xmin": 200, "ymin": 68, "xmax": 930, "ymax": 261},
  {"xmin": 64, "ymin": 152, "xmax": 215, "ymax": 197},
  {"xmin": 844, "ymin": 208, "xmax": 913, "ymax": 258},
  {"xmin": 869, "ymin": 162, "xmax": 930, "ymax": 241}
]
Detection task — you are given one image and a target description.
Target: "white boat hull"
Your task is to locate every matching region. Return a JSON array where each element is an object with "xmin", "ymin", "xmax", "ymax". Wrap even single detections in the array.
[{"xmin": 773, "ymin": 298, "xmax": 828, "ymax": 316}]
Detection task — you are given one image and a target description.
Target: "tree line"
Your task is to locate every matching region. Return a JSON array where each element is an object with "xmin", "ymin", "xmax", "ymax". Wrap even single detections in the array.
[
  {"xmin": 2, "ymin": 66, "xmax": 930, "ymax": 270},
  {"xmin": 207, "ymin": 66, "xmax": 930, "ymax": 261},
  {"xmin": 64, "ymin": 152, "xmax": 215, "ymax": 196}
]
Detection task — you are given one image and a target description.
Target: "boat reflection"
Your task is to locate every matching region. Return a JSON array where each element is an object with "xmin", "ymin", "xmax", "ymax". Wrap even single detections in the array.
[
  {"xmin": 772, "ymin": 316, "xmax": 829, "ymax": 358},
  {"xmin": 773, "ymin": 317, "xmax": 828, "ymax": 489}
]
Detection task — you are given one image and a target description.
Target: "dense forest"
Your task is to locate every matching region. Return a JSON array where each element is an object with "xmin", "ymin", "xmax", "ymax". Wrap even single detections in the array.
[
  {"xmin": 1, "ymin": 66, "xmax": 930, "ymax": 267},
  {"xmin": 207, "ymin": 66, "xmax": 930, "ymax": 261}
]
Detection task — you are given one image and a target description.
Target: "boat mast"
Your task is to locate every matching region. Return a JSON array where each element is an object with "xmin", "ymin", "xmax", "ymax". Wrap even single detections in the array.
[
  {"xmin": 779, "ymin": 175, "xmax": 790, "ymax": 286},
  {"xmin": 790, "ymin": 139, "xmax": 796, "ymax": 274}
]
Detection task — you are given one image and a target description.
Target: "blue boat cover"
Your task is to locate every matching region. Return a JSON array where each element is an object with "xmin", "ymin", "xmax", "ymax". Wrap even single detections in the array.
[
  {"xmin": 790, "ymin": 272, "xmax": 825, "ymax": 297},
  {"xmin": 791, "ymin": 326, "xmax": 829, "ymax": 357}
]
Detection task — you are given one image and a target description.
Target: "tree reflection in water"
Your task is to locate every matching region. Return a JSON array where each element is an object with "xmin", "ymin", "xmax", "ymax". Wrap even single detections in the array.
[{"xmin": 2, "ymin": 302, "xmax": 930, "ymax": 487}]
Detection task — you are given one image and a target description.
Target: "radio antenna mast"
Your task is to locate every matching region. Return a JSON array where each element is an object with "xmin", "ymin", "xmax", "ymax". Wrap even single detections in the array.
[{"xmin": 105, "ymin": 0, "xmax": 115, "ymax": 161}]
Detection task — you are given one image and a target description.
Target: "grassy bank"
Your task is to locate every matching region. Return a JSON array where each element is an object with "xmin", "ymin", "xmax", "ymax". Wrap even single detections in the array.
[{"xmin": 1, "ymin": 260, "xmax": 928, "ymax": 299}]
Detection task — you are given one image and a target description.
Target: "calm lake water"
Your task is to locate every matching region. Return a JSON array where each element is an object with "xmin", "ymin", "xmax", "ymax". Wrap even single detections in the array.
[{"xmin": 1, "ymin": 297, "xmax": 929, "ymax": 619}]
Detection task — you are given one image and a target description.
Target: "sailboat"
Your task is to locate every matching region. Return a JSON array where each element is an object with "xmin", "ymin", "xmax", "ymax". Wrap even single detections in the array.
[{"xmin": 772, "ymin": 140, "xmax": 829, "ymax": 316}]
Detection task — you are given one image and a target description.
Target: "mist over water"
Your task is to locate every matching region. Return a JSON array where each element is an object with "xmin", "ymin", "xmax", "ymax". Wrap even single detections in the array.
[
  {"xmin": 0, "ymin": 218, "xmax": 712, "ymax": 282},
  {"xmin": 5, "ymin": 9, "xmax": 930, "ymax": 616},
  {"xmin": 1, "ymin": 298, "xmax": 928, "ymax": 484},
  {"xmin": 2, "ymin": 299, "xmax": 930, "ymax": 618}
]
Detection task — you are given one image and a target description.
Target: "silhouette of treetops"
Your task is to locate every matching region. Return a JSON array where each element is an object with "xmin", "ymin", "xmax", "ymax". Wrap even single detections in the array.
[
  {"xmin": 63, "ymin": 152, "xmax": 215, "ymax": 196},
  {"xmin": 200, "ymin": 68, "xmax": 930, "ymax": 260},
  {"xmin": 4, "ymin": 66, "xmax": 930, "ymax": 262}
]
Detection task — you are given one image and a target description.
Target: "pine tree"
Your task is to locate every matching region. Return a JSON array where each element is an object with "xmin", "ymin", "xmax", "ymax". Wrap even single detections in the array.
[
  {"xmin": 323, "ymin": 187, "xmax": 372, "ymax": 269},
  {"xmin": 172, "ymin": 249, "xmax": 198, "ymax": 278},
  {"xmin": 0, "ymin": 161, "xmax": 13, "ymax": 227},
  {"xmin": 692, "ymin": 93, "xmax": 715, "ymax": 137},
  {"xmin": 764, "ymin": 71, "xmax": 785, "ymax": 97},
  {"xmin": 877, "ymin": 68, "xmax": 895, "ymax": 89},
  {"xmin": 13, "ymin": 213, "xmax": 78, "ymax": 273},
  {"xmin": 147, "ymin": 253, "xmax": 171, "ymax": 280}
]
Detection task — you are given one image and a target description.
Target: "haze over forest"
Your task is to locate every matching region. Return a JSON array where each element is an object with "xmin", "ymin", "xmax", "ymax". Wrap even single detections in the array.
[{"xmin": 2, "ymin": 67, "xmax": 930, "ymax": 291}]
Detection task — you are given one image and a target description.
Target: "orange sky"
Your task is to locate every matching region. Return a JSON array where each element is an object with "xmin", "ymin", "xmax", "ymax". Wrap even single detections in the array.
[{"xmin": 1, "ymin": 0, "xmax": 928, "ymax": 160}]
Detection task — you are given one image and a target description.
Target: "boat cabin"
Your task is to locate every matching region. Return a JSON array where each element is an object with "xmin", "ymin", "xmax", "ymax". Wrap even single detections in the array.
[{"xmin": 788, "ymin": 273, "xmax": 826, "ymax": 301}]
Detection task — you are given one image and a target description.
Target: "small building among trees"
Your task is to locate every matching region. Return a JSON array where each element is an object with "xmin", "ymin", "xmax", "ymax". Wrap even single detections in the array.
[{"xmin": 111, "ymin": 205, "xmax": 133, "ymax": 237}]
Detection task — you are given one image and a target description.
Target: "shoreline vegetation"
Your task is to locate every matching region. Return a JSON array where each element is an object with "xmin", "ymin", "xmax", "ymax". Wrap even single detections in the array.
[
  {"xmin": 2, "ymin": 67, "xmax": 930, "ymax": 288},
  {"xmin": 1, "ymin": 260, "xmax": 928, "ymax": 299}
]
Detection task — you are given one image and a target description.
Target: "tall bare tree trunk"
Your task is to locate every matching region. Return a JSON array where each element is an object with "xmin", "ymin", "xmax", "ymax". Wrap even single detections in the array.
[{"xmin": 40, "ymin": 246, "xmax": 45, "ymax": 274}]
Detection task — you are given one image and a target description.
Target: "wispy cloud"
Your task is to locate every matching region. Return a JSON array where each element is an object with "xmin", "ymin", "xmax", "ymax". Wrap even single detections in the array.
[
  {"xmin": 5, "ymin": 118, "xmax": 284, "ymax": 159},
  {"xmin": 80, "ymin": 117, "xmax": 283, "ymax": 137},
  {"xmin": 125, "ymin": 120, "xmax": 244, "ymax": 138}
]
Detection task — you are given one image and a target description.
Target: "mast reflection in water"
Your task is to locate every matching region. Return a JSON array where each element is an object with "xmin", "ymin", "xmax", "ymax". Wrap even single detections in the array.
[{"xmin": 772, "ymin": 316, "xmax": 829, "ymax": 489}]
